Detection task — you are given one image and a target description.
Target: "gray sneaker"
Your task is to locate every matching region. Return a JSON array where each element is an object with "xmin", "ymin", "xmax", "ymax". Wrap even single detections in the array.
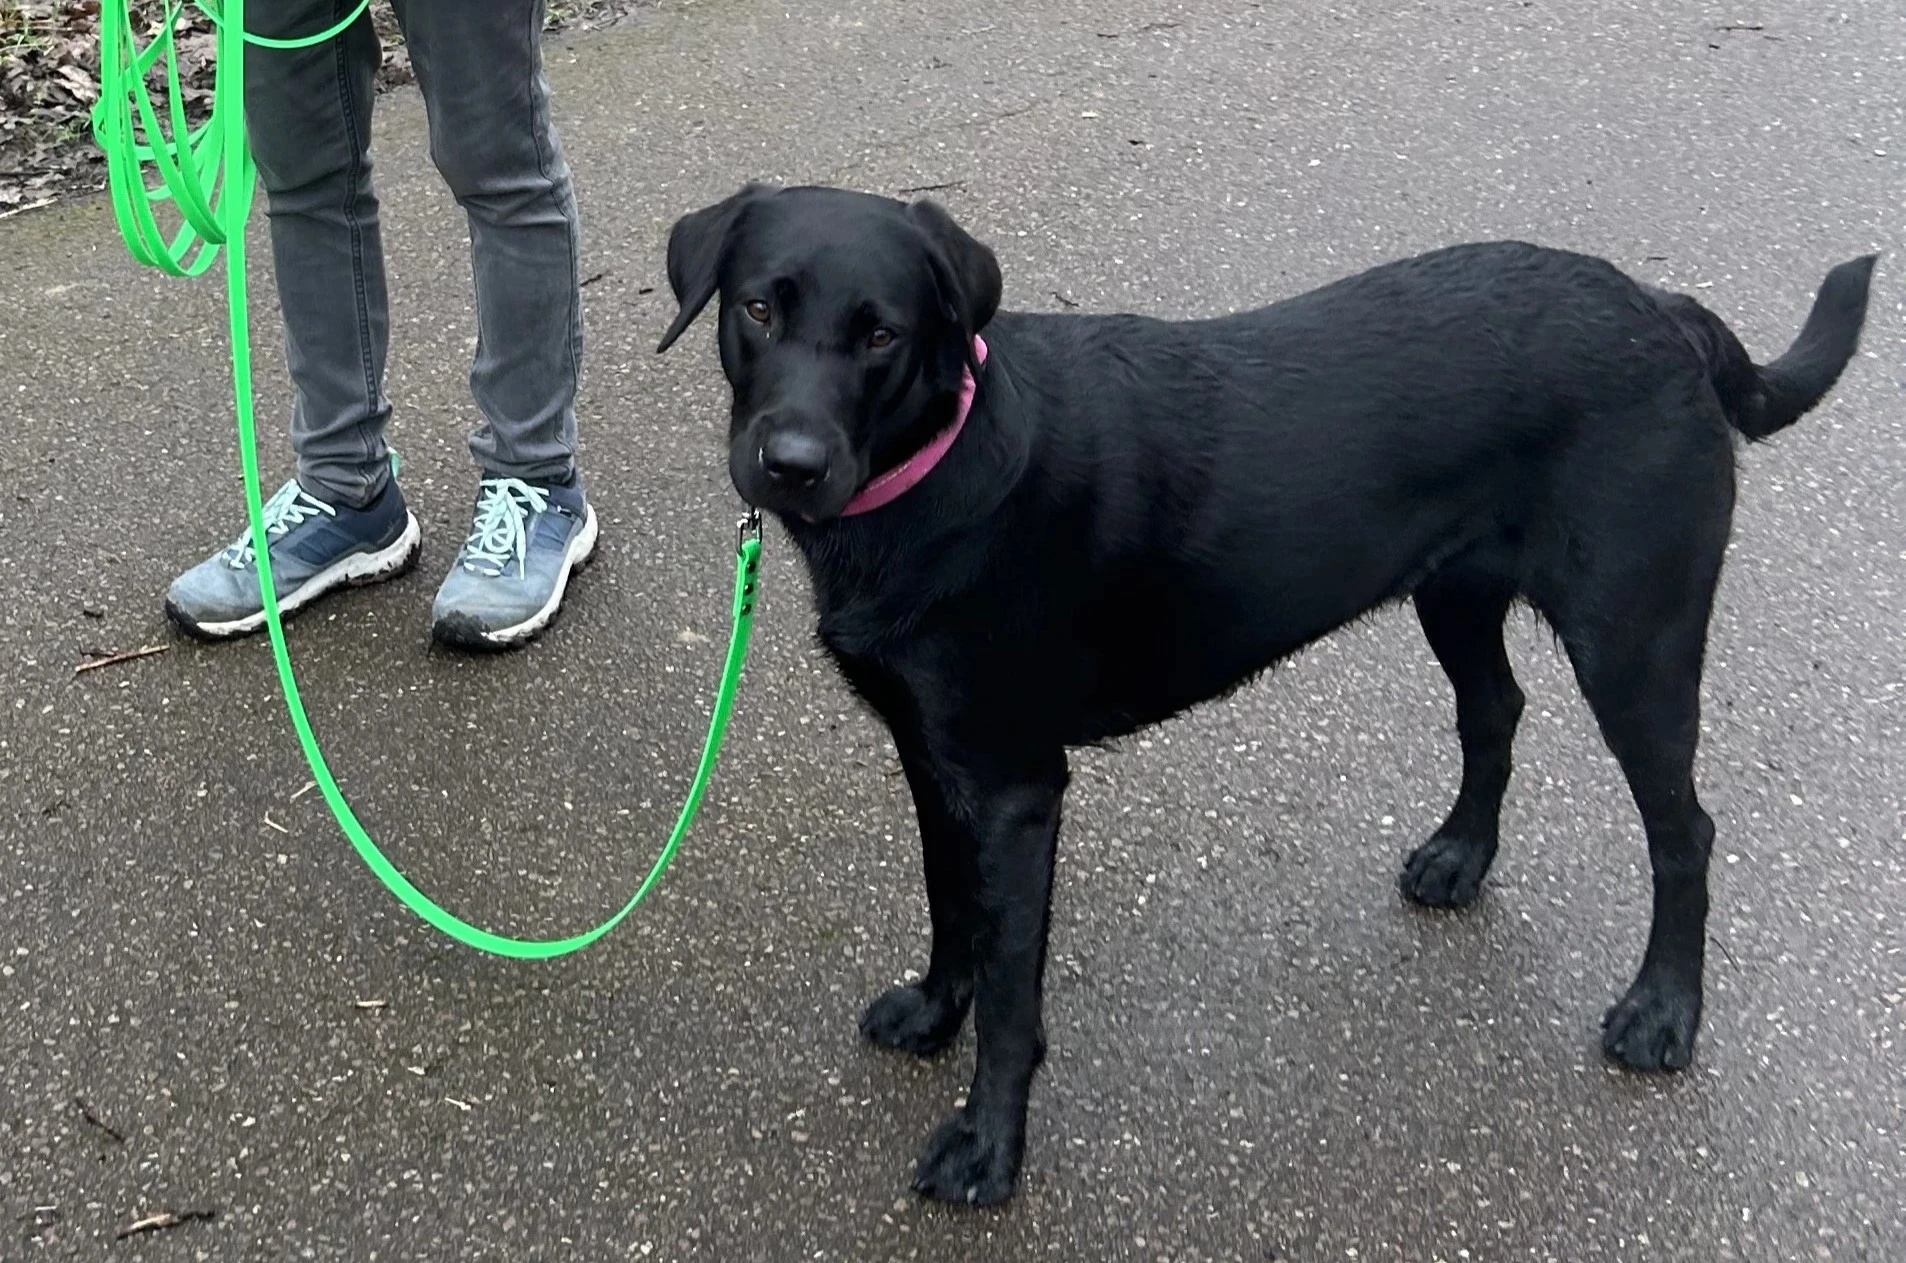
[
  {"xmin": 430, "ymin": 474, "xmax": 598, "ymax": 651},
  {"xmin": 166, "ymin": 474, "xmax": 421, "ymax": 640}
]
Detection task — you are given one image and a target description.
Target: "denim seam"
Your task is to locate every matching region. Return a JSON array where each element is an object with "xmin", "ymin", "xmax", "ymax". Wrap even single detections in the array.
[
  {"xmin": 526, "ymin": 0, "xmax": 582, "ymax": 480},
  {"xmin": 334, "ymin": 0, "xmax": 382, "ymax": 500}
]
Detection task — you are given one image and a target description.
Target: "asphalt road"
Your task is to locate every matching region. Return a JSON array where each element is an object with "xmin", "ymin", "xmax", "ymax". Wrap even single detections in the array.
[{"xmin": 3, "ymin": 0, "xmax": 1903, "ymax": 1259}]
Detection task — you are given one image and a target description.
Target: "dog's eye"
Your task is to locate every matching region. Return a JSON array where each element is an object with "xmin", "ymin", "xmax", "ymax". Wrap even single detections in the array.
[
  {"xmin": 743, "ymin": 300, "xmax": 770, "ymax": 324},
  {"xmin": 867, "ymin": 327, "xmax": 896, "ymax": 349}
]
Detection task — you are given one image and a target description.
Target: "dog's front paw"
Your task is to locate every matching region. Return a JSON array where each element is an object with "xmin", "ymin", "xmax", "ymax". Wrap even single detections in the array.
[
  {"xmin": 911, "ymin": 1109, "xmax": 1021, "ymax": 1206},
  {"xmin": 1399, "ymin": 831, "xmax": 1496, "ymax": 909},
  {"xmin": 1602, "ymin": 978, "xmax": 1702, "ymax": 1071},
  {"xmin": 859, "ymin": 983, "xmax": 969, "ymax": 1057}
]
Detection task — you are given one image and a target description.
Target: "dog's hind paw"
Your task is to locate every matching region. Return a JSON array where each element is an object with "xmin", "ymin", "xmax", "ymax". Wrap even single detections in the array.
[
  {"xmin": 912, "ymin": 1109, "xmax": 1021, "ymax": 1206},
  {"xmin": 1399, "ymin": 831, "xmax": 1497, "ymax": 909},
  {"xmin": 859, "ymin": 982, "xmax": 969, "ymax": 1057},
  {"xmin": 1602, "ymin": 979, "xmax": 1702, "ymax": 1072}
]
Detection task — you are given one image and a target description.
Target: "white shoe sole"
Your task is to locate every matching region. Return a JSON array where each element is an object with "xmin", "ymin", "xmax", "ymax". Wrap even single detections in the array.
[
  {"xmin": 435, "ymin": 504, "xmax": 599, "ymax": 650},
  {"xmin": 172, "ymin": 513, "xmax": 423, "ymax": 640}
]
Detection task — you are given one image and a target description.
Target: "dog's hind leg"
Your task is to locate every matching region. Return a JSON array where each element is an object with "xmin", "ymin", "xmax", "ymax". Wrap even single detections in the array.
[
  {"xmin": 1566, "ymin": 604, "xmax": 1718, "ymax": 1071},
  {"xmin": 1401, "ymin": 574, "xmax": 1524, "ymax": 909},
  {"xmin": 1547, "ymin": 493, "xmax": 1728, "ymax": 1072}
]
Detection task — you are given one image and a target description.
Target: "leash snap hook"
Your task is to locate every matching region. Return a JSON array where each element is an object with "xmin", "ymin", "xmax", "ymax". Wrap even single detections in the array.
[{"xmin": 736, "ymin": 508, "xmax": 763, "ymax": 555}]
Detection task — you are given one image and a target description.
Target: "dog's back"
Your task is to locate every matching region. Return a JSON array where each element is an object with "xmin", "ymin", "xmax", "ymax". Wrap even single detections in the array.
[{"xmin": 970, "ymin": 243, "xmax": 1871, "ymax": 743}]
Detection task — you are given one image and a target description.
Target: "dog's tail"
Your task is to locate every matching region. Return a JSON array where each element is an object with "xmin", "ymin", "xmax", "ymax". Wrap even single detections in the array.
[{"xmin": 1653, "ymin": 253, "xmax": 1878, "ymax": 442}]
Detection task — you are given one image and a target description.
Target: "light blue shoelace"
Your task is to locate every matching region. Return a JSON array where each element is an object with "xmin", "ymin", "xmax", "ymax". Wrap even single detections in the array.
[
  {"xmin": 228, "ymin": 479, "xmax": 336, "ymax": 567},
  {"xmin": 459, "ymin": 477, "xmax": 551, "ymax": 577}
]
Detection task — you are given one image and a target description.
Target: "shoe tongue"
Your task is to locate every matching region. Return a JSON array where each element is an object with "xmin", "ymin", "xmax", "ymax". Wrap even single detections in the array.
[
  {"xmin": 491, "ymin": 473, "xmax": 581, "ymax": 515},
  {"xmin": 289, "ymin": 481, "xmax": 344, "ymax": 515},
  {"xmin": 540, "ymin": 478, "xmax": 584, "ymax": 514}
]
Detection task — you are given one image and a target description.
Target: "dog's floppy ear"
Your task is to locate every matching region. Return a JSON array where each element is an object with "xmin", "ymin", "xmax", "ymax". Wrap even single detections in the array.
[
  {"xmin": 905, "ymin": 198, "xmax": 1003, "ymax": 363},
  {"xmin": 656, "ymin": 182, "xmax": 775, "ymax": 353}
]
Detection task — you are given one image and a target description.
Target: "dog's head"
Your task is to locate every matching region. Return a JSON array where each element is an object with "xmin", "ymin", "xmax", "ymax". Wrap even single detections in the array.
[{"xmin": 655, "ymin": 184, "xmax": 1002, "ymax": 522}]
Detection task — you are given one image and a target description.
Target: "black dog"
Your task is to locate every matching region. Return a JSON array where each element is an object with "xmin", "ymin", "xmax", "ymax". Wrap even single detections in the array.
[{"xmin": 655, "ymin": 183, "xmax": 1875, "ymax": 1205}]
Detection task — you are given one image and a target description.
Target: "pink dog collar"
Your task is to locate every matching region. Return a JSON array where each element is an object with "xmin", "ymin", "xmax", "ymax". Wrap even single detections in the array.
[{"xmin": 840, "ymin": 335, "xmax": 988, "ymax": 517}]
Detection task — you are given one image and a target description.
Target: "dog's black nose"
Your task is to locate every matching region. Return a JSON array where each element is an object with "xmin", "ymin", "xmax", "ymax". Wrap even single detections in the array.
[{"xmin": 760, "ymin": 431, "xmax": 830, "ymax": 489}]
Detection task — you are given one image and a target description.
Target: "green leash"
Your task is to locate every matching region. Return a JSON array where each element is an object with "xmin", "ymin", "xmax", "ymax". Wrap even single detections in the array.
[{"xmin": 92, "ymin": 0, "xmax": 763, "ymax": 958}]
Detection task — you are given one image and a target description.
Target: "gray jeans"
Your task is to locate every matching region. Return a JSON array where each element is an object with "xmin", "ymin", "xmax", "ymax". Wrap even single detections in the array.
[{"xmin": 246, "ymin": 0, "xmax": 582, "ymax": 508}]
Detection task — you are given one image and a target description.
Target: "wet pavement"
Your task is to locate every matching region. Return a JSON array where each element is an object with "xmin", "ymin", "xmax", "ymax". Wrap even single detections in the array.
[{"xmin": 2, "ymin": 0, "xmax": 1903, "ymax": 1258}]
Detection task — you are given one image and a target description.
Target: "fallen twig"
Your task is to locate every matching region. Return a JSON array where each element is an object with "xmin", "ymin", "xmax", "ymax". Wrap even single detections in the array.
[
  {"xmin": 1710, "ymin": 934, "xmax": 1742, "ymax": 973},
  {"xmin": 74, "ymin": 644, "xmax": 168, "ymax": 675},
  {"xmin": 0, "ymin": 198, "xmax": 58, "ymax": 221},
  {"xmin": 1098, "ymin": 20, "xmax": 1182, "ymax": 38},
  {"xmin": 74, "ymin": 1096, "xmax": 125, "ymax": 1144},
  {"xmin": 290, "ymin": 780, "xmax": 318, "ymax": 801},
  {"xmin": 116, "ymin": 1208, "xmax": 217, "ymax": 1240},
  {"xmin": 263, "ymin": 814, "xmax": 289, "ymax": 834}
]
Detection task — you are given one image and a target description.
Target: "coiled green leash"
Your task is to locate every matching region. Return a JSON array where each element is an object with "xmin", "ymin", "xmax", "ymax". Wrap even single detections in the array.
[{"xmin": 92, "ymin": 0, "xmax": 763, "ymax": 958}]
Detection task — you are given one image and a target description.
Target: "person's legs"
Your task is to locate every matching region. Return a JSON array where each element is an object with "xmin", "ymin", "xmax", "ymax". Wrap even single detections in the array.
[
  {"xmin": 165, "ymin": 0, "xmax": 420, "ymax": 640},
  {"xmin": 396, "ymin": 0, "xmax": 596, "ymax": 650}
]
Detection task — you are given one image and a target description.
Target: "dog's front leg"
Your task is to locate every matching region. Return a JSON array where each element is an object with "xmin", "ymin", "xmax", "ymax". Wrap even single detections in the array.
[
  {"xmin": 910, "ymin": 751, "xmax": 1068, "ymax": 1207},
  {"xmin": 860, "ymin": 729, "xmax": 979, "ymax": 1057}
]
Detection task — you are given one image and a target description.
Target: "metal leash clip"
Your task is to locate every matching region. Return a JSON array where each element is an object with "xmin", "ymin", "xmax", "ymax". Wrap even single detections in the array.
[{"xmin": 736, "ymin": 508, "xmax": 763, "ymax": 555}]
